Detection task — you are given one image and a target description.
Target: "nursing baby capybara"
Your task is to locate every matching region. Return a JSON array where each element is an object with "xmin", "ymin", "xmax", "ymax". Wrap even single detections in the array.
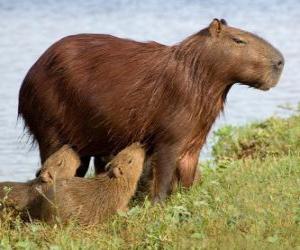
[
  {"xmin": 18, "ymin": 18, "xmax": 284, "ymax": 202},
  {"xmin": 0, "ymin": 143, "xmax": 145, "ymax": 225},
  {"xmin": 39, "ymin": 145, "xmax": 80, "ymax": 182},
  {"xmin": 0, "ymin": 145, "xmax": 80, "ymax": 214}
]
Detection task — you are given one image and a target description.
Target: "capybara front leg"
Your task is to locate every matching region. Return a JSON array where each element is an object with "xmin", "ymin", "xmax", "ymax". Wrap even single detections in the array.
[
  {"xmin": 152, "ymin": 145, "xmax": 178, "ymax": 203},
  {"xmin": 176, "ymin": 149, "xmax": 201, "ymax": 188}
]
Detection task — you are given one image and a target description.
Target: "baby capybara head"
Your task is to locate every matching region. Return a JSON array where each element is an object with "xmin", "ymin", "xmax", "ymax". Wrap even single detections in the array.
[
  {"xmin": 105, "ymin": 143, "xmax": 145, "ymax": 179},
  {"xmin": 197, "ymin": 18, "xmax": 284, "ymax": 90}
]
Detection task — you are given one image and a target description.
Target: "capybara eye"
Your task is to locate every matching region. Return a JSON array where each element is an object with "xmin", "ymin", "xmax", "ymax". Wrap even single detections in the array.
[
  {"xmin": 128, "ymin": 159, "xmax": 132, "ymax": 164},
  {"xmin": 232, "ymin": 37, "xmax": 247, "ymax": 45}
]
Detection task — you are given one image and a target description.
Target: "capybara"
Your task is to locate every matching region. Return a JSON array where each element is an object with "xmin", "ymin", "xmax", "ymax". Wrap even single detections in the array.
[
  {"xmin": 0, "ymin": 145, "xmax": 80, "ymax": 216},
  {"xmin": 39, "ymin": 145, "xmax": 81, "ymax": 182},
  {"xmin": 0, "ymin": 143, "xmax": 145, "ymax": 225},
  {"xmin": 18, "ymin": 18, "xmax": 284, "ymax": 202},
  {"xmin": 0, "ymin": 178, "xmax": 44, "ymax": 215}
]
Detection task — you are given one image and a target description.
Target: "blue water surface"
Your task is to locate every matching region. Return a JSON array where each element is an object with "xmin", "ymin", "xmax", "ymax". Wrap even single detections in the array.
[{"xmin": 0, "ymin": 0, "xmax": 299, "ymax": 181}]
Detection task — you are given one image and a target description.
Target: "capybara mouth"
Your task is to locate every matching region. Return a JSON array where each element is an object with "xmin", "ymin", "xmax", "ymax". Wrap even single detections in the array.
[
  {"xmin": 256, "ymin": 79, "xmax": 278, "ymax": 91},
  {"xmin": 243, "ymin": 78, "xmax": 279, "ymax": 91},
  {"xmin": 261, "ymin": 73, "xmax": 283, "ymax": 91},
  {"xmin": 258, "ymin": 84, "xmax": 272, "ymax": 91},
  {"xmin": 256, "ymin": 62, "xmax": 284, "ymax": 91}
]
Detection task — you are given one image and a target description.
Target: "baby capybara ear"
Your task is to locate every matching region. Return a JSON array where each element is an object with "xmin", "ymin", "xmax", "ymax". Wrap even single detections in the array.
[
  {"xmin": 104, "ymin": 162, "xmax": 112, "ymax": 172},
  {"xmin": 208, "ymin": 18, "xmax": 224, "ymax": 36}
]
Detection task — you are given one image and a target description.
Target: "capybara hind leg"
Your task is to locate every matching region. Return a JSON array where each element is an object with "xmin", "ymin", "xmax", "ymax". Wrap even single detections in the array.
[
  {"xmin": 75, "ymin": 156, "xmax": 91, "ymax": 177},
  {"xmin": 176, "ymin": 149, "xmax": 201, "ymax": 188},
  {"xmin": 35, "ymin": 129, "xmax": 64, "ymax": 177},
  {"xmin": 152, "ymin": 145, "xmax": 178, "ymax": 203}
]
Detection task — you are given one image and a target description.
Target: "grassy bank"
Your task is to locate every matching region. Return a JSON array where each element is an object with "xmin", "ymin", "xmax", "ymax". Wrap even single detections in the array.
[{"xmin": 0, "ymin": 114, "xmax": 299, "ymax": 249}]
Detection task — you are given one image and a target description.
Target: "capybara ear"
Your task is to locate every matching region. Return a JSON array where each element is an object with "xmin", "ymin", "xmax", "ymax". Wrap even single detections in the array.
[
  {"xmin": 40, "ymin": 171, "xmax": 54, "ymax": 183},
  {"xmin": 108, "ymin": 167, "xmax": 123, "ymax": 178},
  {"xmin": 208, "ymin": 18, "xmax": 223, "ymax": 37},
  {"xmin": 104, "ymin": 162, "xmax": 112, "ymax": 172},
  {"xmin": 220, "ymin": 19, "xmax": 227, "ymax": 25}
]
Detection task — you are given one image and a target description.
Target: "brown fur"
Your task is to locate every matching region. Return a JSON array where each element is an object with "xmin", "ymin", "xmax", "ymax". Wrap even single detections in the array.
[
  {"xmin": 39, "ymin": 145, "xmax": 81, "ymax": 182},
  {"xmin": 18, "ymin": 19, "xmax": 284, "ymax": 202},
  {"xmin": 0, "ymin": 143, "xmax": 145, "ymax": 225},
  {"xmin": 0, "ymin": 178, "xmax": 51, "ymax": 221},
  {"xmin": 0, "ymin": 145, "xmax": 80, "ymax": 219}
]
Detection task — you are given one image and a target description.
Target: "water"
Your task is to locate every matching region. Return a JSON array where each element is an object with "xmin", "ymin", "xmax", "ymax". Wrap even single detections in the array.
[{"xmin": 0, "ymin": 0, "xmax": 299, "ymax": 181}]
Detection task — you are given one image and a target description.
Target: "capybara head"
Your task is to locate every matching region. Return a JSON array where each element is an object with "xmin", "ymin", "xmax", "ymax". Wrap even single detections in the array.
[
  {"xmin": 39, "ymin": 145, "xmax": 80, "ymax": 182},
  {"xmin": 195, "ymin": 18, "xmax": 284, "ymax": 90},
  {"xmin": 105, "ymin": 143, "xmax": 145, "ymax": 179}
]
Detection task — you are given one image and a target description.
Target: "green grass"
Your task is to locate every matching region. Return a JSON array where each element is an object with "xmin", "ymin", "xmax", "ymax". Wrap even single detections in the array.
[{"xmin": 1, "ymin": 113, "xmax": 299, "ymax": 249}]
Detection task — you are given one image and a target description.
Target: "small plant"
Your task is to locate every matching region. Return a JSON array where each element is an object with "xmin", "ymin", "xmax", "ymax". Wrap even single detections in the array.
[{"xmin": 212, "ymin": 114, "xmax": 300, "ymax": 163}]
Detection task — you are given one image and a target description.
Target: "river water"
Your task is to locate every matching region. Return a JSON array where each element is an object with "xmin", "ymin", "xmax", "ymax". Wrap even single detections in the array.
[{"xmin": 0, "ymin": 0, "xmax": 299, "ymax": 181}]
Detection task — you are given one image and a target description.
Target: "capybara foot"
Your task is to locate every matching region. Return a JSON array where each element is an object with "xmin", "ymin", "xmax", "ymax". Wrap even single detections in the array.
[{"xmin": 152, "ymin": 192, "xmax": 168, "ymax": 204}]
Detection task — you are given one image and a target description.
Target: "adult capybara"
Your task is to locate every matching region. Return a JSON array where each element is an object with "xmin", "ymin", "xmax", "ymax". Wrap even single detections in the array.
[
  {"xmin": 18, "ymin": 18, "xmax": 284, "ymax": 202},
  {"xmin": 0, "ymin": 143, "xmax": 145, "ymax": 225}
]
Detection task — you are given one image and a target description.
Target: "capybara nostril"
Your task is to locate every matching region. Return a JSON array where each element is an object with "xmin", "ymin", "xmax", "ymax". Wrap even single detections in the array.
[
  {"xmin": 273, "ymin": 57, "xmax": 284, "ymax": 71},
  {"xmin": 277, "ymin": 60, "xmax": 283, "ymax": 67},
  {"xmin": 276, "ymin": 59, "xmax": 284, "ymax": 69}
]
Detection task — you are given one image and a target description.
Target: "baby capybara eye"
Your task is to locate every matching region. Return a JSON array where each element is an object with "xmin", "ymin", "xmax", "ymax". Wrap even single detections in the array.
[{"xmin": 128, "ymin": 159, "xmax": 133, "ymax": 164}]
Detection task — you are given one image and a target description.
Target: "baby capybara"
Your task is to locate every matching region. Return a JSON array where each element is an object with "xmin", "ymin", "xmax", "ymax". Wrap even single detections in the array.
[
  {"xmin": 18, "ymin": 19, "xmax": 284, "ymax": 202},
  {"xmin": 39, "ymin": 145, "xmax": 81, "ymax": 182},
  {"xmin": 0, "ymin": 145, "xmax": 80, "ymax": 216},
  {"xmin": 0, "ymin": 143, "xmax": 145, "ymax": 225}
]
